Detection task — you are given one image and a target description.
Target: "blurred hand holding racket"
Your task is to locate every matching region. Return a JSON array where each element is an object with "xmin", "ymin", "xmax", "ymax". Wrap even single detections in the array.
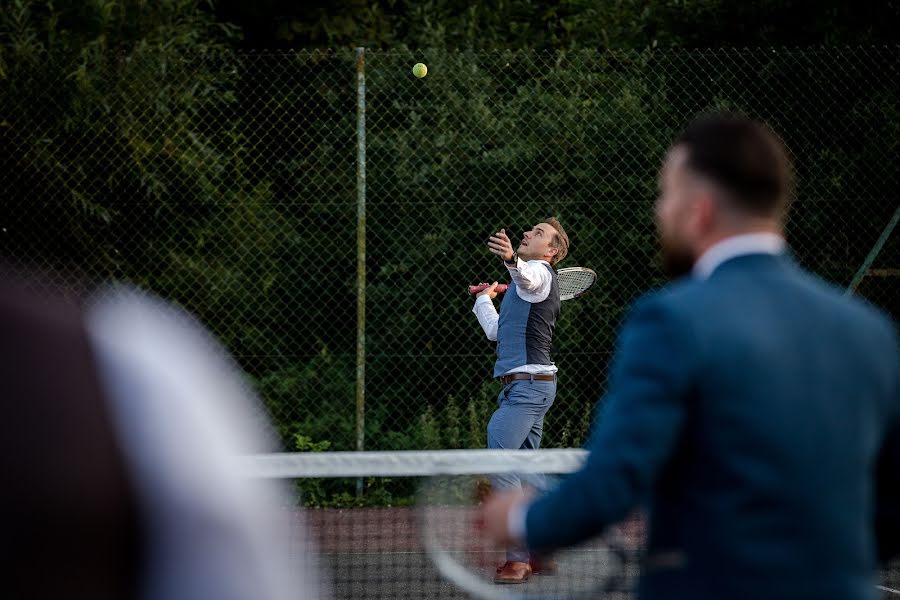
[{"xmin": 418, "ymin": 459, "xmax": 639, "ymax": 600}]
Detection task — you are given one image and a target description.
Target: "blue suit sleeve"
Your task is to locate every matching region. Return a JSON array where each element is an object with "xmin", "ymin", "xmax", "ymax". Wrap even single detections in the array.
[{"xmin": 525, "ymin": 294, "xmax": 693, "ymax": 552}]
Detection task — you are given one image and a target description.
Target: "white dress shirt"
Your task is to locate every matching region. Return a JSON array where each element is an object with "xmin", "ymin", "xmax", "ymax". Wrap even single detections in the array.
[
  {"xmin": 508, "ymin": 232, "xmax": 788, "ymax": 545},
  {"xmin": 472, "ymin": 257, "xmax": 559, "ymax": 375},
  {"xmin": 692, "ymin": 232, "xmax": 786, "ymax": 280}
]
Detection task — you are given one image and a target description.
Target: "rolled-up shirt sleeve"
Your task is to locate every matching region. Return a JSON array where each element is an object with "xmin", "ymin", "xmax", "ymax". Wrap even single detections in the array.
[
  {"xmin": 507, "ymin": 259, "xmax": 552, "ymax": 302},
  {"xmin": 472, "ymin": 294, "xmax": 499, "ymax": 341}
]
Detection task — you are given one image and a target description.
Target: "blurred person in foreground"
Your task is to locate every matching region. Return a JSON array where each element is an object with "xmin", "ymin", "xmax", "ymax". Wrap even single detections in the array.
[
  {"xmin": 0, "ymin": 275, "xmax": 322, "ymax": 600},
  {"xmin": 479, "ymin": 113, "xmax": 900, "ymax": 600}
]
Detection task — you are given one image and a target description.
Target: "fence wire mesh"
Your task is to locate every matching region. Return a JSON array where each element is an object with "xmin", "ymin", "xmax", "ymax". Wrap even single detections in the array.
[{"xmin": 1, "ymin": 46, "xmax": 898, "ymax": 455}]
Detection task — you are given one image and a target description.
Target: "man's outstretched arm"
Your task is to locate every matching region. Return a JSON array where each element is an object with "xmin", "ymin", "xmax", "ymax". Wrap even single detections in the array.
[{"xmin": 524, "ymin": 294, "xmax": 693, "ymax": 551}]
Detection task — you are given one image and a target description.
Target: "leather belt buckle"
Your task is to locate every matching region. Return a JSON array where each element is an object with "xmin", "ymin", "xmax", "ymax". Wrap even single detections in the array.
[{"xmin": 499, "ymin": 373, "xmax": 555, "ymax": 385}]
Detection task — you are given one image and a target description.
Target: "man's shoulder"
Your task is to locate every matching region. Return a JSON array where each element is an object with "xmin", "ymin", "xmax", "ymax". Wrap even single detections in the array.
[
  {"xmin": 777, "ymin": 267, "xmax": 900, "ymax": 397},
  {"xmin": 838, "ymin": 289, "xmax": 899, "ymax": 352},
  {"xmin": 640, "ymin": 263, "xmax": 899, "ymax": 348},
  {"xmin": 520, "ymin": 260, "xmax": 555, "ymax": 285},
  {"xmin": 786, "ymin": 264, "xmax": 898, "ymax": 340},
  {"xmin": 524, "ymin": 259, "xmax": 554, "ymax": 270}
]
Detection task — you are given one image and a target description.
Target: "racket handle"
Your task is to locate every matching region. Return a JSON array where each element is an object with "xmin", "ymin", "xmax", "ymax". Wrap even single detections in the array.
[{"xmin": 468, "ymin": 283, "xmax": 509, "ymax": 295}]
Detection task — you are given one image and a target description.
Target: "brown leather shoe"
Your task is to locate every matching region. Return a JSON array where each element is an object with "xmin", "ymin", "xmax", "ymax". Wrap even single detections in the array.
[
  {"xmin": 529, "ymin": 556, "xmax": 558, "ymax": 575},
  {"xmin": 494, "ymin": 560, "xmax": 532, "ymax": 584}
]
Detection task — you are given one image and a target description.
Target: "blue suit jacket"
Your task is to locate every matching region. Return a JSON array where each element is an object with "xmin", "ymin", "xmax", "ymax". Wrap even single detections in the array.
[{"xmin": 526, "ymin": 254, "xmax": 900, "ymax": 600}]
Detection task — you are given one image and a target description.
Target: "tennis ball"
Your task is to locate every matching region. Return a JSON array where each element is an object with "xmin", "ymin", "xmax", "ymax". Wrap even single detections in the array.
[{"xmin": 412, "ymin": 63, "xmax": 427, "ymax": 78}]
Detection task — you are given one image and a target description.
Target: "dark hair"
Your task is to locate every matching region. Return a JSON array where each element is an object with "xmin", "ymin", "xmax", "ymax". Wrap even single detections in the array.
[
  {"xmin": 675, "ymin": 113, "xmax": 793, "ymax": 217},
  {"xmin": 544, "ymin": 217, "xmax": 569, "ymax": 266}
]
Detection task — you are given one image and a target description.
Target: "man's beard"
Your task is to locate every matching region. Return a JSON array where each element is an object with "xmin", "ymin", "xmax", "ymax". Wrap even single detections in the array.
[{"xmin": 658, "ymin": 236, "xmax": 696, "ymax": 280}]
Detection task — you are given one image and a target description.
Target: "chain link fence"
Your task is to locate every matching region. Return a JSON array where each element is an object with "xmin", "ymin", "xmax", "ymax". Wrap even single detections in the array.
[{"xmin": 1, "ymin": 46, "xmax": 898, "ymax": 454}]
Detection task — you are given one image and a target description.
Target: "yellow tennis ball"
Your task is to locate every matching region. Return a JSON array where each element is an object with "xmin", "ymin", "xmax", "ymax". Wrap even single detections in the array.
[{"xmin": 412, "ymin": 63, "xmax": 427, "ymax": 78}]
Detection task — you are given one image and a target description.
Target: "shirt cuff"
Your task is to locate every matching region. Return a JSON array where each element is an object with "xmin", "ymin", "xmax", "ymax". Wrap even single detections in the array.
[
  {"xmin": 504, "ymin": 257, "xmax": 523, "ymax": 271},
  {"xmin": 507, "ymin": 500, "xmax": 529, "ymax": 544},
  {"xmin": 474, "ymin": 294, "xmax": 494, "ymax": 308}
]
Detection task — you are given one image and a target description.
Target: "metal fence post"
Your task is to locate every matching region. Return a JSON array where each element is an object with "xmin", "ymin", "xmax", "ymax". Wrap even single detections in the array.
[
  {"xmin": 355, "ymin": 48, "xmax": 367, "ymax": 493},
  {"xmin": 845, "ymin": 202, "xmax": 900, "ymax": 296}
]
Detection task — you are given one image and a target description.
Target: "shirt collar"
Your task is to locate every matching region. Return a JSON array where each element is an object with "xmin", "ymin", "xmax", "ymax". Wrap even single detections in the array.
[{"xmin": 692, "ymin": 232, "xmax": 786, "ymax": 280}]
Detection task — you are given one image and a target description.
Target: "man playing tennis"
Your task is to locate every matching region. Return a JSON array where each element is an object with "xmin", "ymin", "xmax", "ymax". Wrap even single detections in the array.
[
  {"xmin": 479, "ymin": 114, "xmax": 900, "ymax": 599},
  {"xmin": 472, "ymin": 217, "xmax": 569, "ymax": 583}
]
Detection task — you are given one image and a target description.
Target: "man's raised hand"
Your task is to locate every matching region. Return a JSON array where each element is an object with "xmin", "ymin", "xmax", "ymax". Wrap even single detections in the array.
[{"xmin": 488, "ymin": 228, "xmax": 515, "ymax": 262}]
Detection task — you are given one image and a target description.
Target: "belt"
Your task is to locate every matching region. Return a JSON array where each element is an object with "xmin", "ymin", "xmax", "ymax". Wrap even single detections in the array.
[{"xmin": 499, "ymin": 373, "xmax": 557, "ymax": 385}]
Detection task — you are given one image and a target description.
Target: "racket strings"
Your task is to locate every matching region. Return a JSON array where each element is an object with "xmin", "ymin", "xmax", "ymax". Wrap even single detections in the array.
[{"xmin": 558, "ymin": 270, "xmax": 597, "ymax": 299}]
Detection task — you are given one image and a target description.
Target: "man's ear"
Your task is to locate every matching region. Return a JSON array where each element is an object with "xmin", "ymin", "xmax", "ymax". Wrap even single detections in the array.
[
  {"xmin": 546, "ymin": 246, "xmax": 559, "ymax": 260},
  {"xmin": 692, "ymin": 192, "xmax": 717, "ymax": 236}
]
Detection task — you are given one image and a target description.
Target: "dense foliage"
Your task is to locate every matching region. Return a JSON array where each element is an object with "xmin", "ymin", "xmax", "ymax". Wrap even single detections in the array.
[{"xmin": 1, "ymin": 3, "xmax": 897, "ymax": 473}]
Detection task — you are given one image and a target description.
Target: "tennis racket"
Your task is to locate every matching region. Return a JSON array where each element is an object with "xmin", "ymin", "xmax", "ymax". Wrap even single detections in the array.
[
  {"xmin": 418, "ymin": 460, "xmax": 640, "ymax": 600},
  {"xmin": 468, "ymin": 267, "xmax": 597, "ymax": 301}
]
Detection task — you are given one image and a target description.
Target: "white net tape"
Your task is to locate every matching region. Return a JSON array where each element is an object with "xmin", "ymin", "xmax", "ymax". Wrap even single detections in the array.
[{"xmin": 242, "ymin": 448, "xmax": 588, "ymax": 478}]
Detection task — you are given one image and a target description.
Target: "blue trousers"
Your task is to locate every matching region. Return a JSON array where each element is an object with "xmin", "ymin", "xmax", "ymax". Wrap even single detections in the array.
[{"xmin": 487, "ymin": 377, "xmax": 557, "ymax": 562}]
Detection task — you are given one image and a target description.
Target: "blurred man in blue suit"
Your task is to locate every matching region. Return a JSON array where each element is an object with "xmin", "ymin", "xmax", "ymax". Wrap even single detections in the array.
[{"xmin": 480, "ymin": 113, "xmax": 900, "ymax": 600}]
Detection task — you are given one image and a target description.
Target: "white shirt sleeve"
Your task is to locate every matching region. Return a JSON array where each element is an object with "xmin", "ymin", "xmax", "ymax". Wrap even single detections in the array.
[
  {"xmin": 472, "ymin": 294, "xmax": 499, "ymax": 341},
  {"xmin": 506, "ymin": 259, "xmax": 553, "ymax": 303}
]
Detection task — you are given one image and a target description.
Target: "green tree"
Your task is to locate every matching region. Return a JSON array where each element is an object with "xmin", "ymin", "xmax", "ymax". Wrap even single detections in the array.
[{"xmin": 213, "ymin": 0, "xmax": 900, "ymax": 50}]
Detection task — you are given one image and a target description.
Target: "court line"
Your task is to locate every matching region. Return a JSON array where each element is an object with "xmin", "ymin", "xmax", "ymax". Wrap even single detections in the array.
[{"xmin": 876, "ymin": 585, "xmax": 900, "ymax": 595}]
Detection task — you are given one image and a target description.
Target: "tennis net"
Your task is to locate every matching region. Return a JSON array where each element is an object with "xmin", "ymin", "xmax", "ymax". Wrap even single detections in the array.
[{"xmin": 243, "ymin": 449, "xmax": 900, "ymax": 600}]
